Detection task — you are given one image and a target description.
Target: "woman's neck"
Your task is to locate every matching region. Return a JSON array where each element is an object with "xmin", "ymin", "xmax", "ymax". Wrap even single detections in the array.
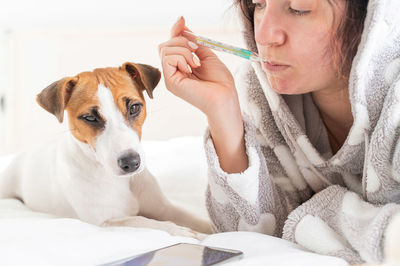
[{"xmin": 311, "ymin": 82, "xmax": 353, "ymax": 154}]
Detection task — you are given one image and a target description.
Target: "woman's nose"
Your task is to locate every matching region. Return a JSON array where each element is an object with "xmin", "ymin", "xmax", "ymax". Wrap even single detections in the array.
[{"xmin": 254, "ymin": 8, "xmax": 286, "ymax": 47}]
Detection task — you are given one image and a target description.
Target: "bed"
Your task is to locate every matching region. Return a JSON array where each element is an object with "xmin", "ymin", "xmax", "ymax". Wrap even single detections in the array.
[{"xmin": 0, "ymin": 136, "xmax": 348, "ymax": 266}]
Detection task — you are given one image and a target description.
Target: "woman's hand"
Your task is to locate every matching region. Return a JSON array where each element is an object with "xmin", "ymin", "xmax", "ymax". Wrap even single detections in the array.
[
  {"xmin": 158, "ymin": 16, "xmax": 238, "ymax": 118},
  {"xmin": 159, "ymin": 17, "xmax": 248, "ymax": 173}
]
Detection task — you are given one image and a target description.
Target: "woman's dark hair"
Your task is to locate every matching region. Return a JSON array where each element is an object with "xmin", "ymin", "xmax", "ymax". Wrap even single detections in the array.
[{"xmin": 234, "ymin": 0, "xmax": 369, "ymax": 79}]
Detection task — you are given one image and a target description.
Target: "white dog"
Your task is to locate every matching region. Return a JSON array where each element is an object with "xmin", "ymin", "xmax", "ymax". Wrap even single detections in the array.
[{"xmin": 0, "ymin": 62, "xmax": 212, "ymax": 238}]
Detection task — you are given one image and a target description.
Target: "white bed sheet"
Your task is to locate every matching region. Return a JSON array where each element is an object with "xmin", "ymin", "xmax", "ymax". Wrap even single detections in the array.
[{"xmin": 0, "ymin": 136, "xmax": 348, "ymax": 266}]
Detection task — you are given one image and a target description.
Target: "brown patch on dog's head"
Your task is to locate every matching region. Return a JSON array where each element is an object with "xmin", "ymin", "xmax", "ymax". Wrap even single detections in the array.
[
  {"xmin": 36, "ymin": 62, "xmax": 161, "ymax": 146},
  {"xmin": 121, "ymin": 62, "xmax": 161, "ymax": 99}
]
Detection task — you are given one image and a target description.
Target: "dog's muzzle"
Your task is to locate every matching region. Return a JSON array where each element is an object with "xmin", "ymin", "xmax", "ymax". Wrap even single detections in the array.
[{"xmin": 118, "ymin": 152, "xmax": 141, "ymax": 173}]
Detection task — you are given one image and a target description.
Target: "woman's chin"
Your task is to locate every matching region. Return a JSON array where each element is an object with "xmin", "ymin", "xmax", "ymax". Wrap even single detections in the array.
[
  {"xmin": 267, "ymin": 77, "xmax": 308, "ymax": 95},
  {"xmin": 268, "ymin": 80, "xmax": 296, "ymax": 95}
]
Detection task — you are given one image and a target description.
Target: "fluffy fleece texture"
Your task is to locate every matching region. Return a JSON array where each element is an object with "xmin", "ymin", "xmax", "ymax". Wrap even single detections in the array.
[{"xmin": 203, "ymin": 0, "xmax": 400, "ymax": 264}]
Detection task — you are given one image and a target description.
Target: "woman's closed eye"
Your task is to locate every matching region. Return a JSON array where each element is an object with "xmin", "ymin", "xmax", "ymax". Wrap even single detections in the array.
[
  {"xmin": 289, "ymin": 0, "xmax": 314, "ymax": 16},
  {"xmin": 252, "ymin": 1, "xmax": 311, "ymax": 16},
  {"xmin": 288, "ymin": 7, "xmax": 311, "ymax": 16}
]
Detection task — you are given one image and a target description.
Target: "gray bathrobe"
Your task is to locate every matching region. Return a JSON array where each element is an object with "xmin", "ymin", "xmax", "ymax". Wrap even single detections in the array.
[{"xmin": 204, "ymin": 0, "xmax": 400, "ymax": 263}]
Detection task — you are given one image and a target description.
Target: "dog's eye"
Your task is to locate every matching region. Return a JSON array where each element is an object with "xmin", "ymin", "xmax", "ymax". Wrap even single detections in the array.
[
  {"xmin": 81, "ymin": 115, "xmax": 98, "ymax": 123},
  {"xmin": 129, "ymin": 104, "xmax": 142, "ymax": 117}
]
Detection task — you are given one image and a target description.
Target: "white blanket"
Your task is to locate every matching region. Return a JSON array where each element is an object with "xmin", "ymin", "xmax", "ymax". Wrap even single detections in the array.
[{"xmin": 0, "ymin": 137, "xmax": 348, "ymax": 266}]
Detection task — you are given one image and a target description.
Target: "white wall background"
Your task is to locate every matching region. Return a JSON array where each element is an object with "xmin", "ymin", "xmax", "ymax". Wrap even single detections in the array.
[
  {"xmin": 0, "ymin": 0, "xmax": 246, "ymax": 155},
  {"xmin": 0, "ymin": 0, "xmax": 235, "ymax": 29}
]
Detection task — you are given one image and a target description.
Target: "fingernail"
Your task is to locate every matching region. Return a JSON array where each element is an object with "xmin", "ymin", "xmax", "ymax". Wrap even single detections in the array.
[
  {"xmin": 188, "ymin": 41, "xmax": 198, "ymax": 50},
  {"xmin": 187, "ymin": 65, "xmax": 192, "ymax": 73},
  {"xmin": 192, "ymin": 54, "xmax": 201, "ymax": 67},
  {"xmin": 176, "ymin": 16, "xmax": 182, "ymax": 23}
]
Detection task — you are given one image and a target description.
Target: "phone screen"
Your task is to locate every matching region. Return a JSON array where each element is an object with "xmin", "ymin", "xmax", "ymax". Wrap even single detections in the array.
[{"xmin": 101, "ymin": 243, "xmax": 243, "ymax": 266}]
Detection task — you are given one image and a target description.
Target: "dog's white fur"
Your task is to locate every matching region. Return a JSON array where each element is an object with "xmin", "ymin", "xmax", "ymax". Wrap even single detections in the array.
[
  {"xmin": 0, "ymin": 70, "xmax": 211, "ymax": 238},
  {"xmin": 95, "ymin": 85, "xmax": 146, "ymax": 177}
]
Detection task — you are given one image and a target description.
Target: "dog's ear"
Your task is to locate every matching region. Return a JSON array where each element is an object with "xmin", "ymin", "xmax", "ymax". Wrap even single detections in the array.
[
  {"xmin": 121, "ymin": 62, "xmax": 161, "ymax": 99},
  {"xmin": 36, "ymin": 77, "xmax": 78, "ymax": 123}
]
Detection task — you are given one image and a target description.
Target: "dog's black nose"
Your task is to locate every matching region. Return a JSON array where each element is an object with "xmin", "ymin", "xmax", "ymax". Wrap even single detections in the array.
[{"xmin": 118, "ymin": 152, "xmax": 141, "ymax": 173}]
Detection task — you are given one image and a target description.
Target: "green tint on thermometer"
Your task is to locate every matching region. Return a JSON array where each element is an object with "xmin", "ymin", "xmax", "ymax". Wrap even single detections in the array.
[
  {"xmin": 183, "ymin": 31, "xmax": 266, "ymax": 62},
  {"xmin": 184, "ymin": 30, "xmax": 267, "ymax": 62}
]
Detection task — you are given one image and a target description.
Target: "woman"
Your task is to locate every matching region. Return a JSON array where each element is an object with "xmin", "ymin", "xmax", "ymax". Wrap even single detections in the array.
[{"xmin": 158, "ymin": 0, "xmax": 400, "ymax": 263}]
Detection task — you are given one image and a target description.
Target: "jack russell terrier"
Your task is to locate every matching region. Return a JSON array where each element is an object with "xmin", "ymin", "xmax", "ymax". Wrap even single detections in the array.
[{"xmin": 0, "ymin": 62, "xmax": 212, "ymax": 238}]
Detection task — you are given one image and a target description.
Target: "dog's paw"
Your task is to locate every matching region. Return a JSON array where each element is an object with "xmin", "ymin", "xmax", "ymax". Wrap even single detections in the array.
[
  {"xmin": 102, "ymin": 216, "xmax": 205, "ymax": 240},
  {"xmin": 161, "ymin": 221, "xmax": 204, "ymax": 239}
]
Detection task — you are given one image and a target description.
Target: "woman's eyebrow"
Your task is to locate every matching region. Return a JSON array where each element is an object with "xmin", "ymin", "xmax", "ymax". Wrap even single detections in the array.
[{"xmin": 291, "ymin": 0, "xmax": 318, "ymax": 9}]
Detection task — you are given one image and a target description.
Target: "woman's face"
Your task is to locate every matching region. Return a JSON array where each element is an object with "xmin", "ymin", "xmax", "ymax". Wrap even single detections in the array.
[{"xmin": 253, "ymin": 0, "xmax": 346, "ymax": 94}]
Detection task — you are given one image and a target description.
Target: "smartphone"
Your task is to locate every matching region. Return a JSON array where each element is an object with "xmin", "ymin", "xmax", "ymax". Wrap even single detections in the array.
[{"xmin": 100, "ymin": 243, "xmax": 243, "ymax": 266}]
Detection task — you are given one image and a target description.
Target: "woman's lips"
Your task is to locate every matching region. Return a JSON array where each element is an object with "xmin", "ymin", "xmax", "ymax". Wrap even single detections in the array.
[{"xmin": 263, "ymin": 61, "xmax": 290, "ymax": 72}]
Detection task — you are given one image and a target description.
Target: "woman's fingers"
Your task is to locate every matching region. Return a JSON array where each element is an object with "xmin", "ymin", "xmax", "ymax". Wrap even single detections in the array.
[
  {"xmin": 158, "ymin": 36, "xmax": 198, "ymax": 55},
  {"xmin": 171, "ymin": 16, "xmax": 186, "ymax": 38},
  {"xmin": 158, "ymin": 34, "xmax": 201, "ymax": 76},
  {"xmin": 169, "ymin": 16, "xmax": 215, "ymax": 61},
  {"xmin": 162, "ymin": 54, "xmax": 192, "ymax": 82},
  {"xmin": 162, "ymin": 16, "xmax": 216, "ymax": 67},
  {"xmin": 160, "ymin": 46, "xmax": 200, "ymax": 69}
]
